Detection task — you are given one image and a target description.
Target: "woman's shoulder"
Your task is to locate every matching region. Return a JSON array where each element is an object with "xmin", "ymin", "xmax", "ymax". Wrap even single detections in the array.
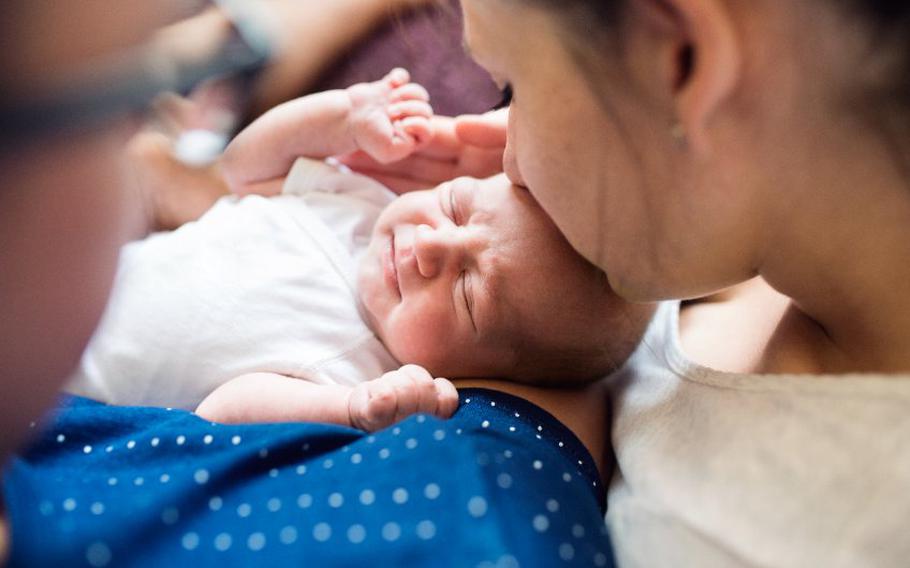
[{"xmin": 679, "ymin": 277, "xmax": 832, "ymax": 375}]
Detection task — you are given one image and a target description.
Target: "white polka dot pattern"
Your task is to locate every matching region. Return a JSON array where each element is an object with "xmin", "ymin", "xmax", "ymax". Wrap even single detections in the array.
[{"xmin": 18, "ymin": 388, "xmax": 610, "ymax": 567}]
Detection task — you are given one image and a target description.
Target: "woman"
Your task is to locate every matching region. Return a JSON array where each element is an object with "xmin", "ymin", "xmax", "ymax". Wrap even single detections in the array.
[{"xmin": 453, "ymin": 0, "xmax": 910, "ymax": 566}]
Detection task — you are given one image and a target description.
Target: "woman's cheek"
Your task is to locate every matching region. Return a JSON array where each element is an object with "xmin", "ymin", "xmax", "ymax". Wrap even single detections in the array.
[
  {"xmin": 503, "ymin": 140, "xmax": 524, "ymax": 187},
  {"xmin": 504, "ymin": 105, "xmax": 525, "ymax": 187}
]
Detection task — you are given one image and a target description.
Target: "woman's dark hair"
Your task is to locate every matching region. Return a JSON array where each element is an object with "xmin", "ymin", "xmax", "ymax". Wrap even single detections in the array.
[
  {"xmin": 517, "ymin": 0, "xmax": 910, "ymax": 112},
  {"xmin": 860, "ymin": 0, "xmax": 910, "ymax": 23},
  {"xmin": 518, "ymin": 0, "xmax": 620, "ymax": 46},
  {"xmin": 845, "ymin": 1, "xmax": 910, "ymax": 103}
]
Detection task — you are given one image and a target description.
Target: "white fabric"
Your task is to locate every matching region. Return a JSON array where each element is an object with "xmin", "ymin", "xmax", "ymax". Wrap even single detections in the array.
[
  {"xmin": 66, "ymin": 158, "xmax": 399, "ymax": 410},
  {"xmin": 606, "ymin": 301, "xmax": 910, "ymax": 568}
]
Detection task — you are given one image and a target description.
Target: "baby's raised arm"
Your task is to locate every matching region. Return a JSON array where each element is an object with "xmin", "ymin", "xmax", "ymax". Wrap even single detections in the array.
[{"xmin": 221, "ymin": 68, "xmax": 432, "ymax": 196}]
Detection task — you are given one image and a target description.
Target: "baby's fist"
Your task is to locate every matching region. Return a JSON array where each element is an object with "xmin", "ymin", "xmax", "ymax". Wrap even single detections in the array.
[
  {"xmin": 347, "ymin": 68, "xmax": 433, "ymax": 164},
  {"xmin": 347, "ymin": 364, "xmax": 458, "ymax": 432}
]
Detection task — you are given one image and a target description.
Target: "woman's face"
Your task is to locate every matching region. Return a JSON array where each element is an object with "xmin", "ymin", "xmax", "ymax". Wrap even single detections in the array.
[{"xmin": 461, "ymin": 0, "xmax": 745, "ymax": 301}]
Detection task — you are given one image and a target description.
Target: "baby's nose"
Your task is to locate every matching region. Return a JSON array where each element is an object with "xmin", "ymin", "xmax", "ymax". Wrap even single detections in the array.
[{"xmin": 413, "ymin": 224, "xmax": 460, "ymax": 279}]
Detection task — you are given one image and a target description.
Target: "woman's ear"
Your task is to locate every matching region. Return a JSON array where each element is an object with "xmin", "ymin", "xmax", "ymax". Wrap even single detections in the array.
[
  {"xmin": 663, "ymin": 0, "xmax": 741, "ymax": 155},
  {"xmin": 630, "ymin": 0, "xmax": 740, "ymax": 155}
]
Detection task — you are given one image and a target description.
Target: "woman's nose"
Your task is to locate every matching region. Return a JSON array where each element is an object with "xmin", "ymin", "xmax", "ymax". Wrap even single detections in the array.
[
  {"xmin": 413, "ymin": 224, "xmax": 460, "ymax": 279},
  {"xmin": 503, "ymin": 109, "xmax": 526, "ymax": 188}
]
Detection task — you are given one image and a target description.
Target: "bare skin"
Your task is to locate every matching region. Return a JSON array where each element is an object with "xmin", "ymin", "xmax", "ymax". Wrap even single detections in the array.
[
  {"xmin": 459, "ymin": 0, "xmax": 910, "ymax": 376},
  {"xmin": 126, "ymin": 131, "xmax": 231, "ymax": 234},
  {"xmin": 196, "ymin": 367, "xmax": 460, "ymax": 432},
  {"xmin": 128, "ymin": 111, "xmax": 509, "ymax": 232},
  {"xmin": 222, "ymin": 68, "xmax": 432, "ymax": 195}
]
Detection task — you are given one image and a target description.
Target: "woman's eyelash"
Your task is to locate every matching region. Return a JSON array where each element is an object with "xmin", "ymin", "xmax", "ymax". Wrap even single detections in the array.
[{"xmin": 492, "ymin": 84, "xmax": 512, "ymax": 110}]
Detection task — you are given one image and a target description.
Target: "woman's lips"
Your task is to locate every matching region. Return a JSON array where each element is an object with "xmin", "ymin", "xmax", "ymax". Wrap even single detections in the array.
[{"xmin": 383, "ymin": 233, "xmax": 401, "ymax": 298}]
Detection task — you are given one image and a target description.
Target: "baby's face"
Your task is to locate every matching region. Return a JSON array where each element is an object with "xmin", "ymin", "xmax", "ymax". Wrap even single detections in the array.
[{"xmin": 358, "ymin": 174, "xmax": 637, "ymax": 378}]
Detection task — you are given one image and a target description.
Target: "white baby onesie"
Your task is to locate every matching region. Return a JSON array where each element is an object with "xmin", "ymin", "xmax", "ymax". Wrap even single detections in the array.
[{"xmin": 65, "ymin": 158, "xmax": 399, "ymax": 410}]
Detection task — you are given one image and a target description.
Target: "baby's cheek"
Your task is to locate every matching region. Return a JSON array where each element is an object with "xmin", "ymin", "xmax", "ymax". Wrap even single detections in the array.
[{"xmin": 382, "ymin": 318, "xmax": 457, "ymax": 376}]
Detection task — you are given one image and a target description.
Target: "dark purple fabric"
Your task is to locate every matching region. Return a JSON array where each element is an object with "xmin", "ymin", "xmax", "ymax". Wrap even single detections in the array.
[{"xmin": 312, "ymin": 0, "xmax": 501, "ymax": 117}]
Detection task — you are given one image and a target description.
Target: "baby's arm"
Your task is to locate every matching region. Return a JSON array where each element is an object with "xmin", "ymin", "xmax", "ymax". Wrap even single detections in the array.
[
  {"xmin": 221, "ymin": 68, "xmax": 432, "ymax": 196},
  {"xmin": 195, "ymin": 365, "xmax": 458, "ymax": 431}
]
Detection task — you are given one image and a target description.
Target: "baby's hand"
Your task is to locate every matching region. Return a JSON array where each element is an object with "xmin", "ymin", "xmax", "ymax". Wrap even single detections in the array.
[
  {"xmin": 346, "ymin": 68, "xmax": 433, "ymax": 164},
  {"xmin": 347, "ymin": 364, "xmax": 458, "ymax": 432}
]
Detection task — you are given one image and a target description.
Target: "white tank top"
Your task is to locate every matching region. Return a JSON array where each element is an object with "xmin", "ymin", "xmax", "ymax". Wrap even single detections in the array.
[{"xmin": 607, "ymin": 301, "xmax": 910, "ymax": 567}]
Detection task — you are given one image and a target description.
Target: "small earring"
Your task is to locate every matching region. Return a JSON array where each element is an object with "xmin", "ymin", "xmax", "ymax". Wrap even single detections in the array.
[{"xmin": 670, "ymin": 122, "xmax": 687, "ymax": 148}]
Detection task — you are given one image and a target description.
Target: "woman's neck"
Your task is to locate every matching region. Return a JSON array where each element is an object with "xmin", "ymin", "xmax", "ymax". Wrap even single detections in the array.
[
  {"xmin": 684, "ymin": 114, "xmax": 910, "ymax": 375},
  {"xmin": 758, "ymin": 147, "xmax": 910, "ymax": 373}
]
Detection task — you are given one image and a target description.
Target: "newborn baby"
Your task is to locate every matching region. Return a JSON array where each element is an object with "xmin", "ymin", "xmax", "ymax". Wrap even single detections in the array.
[{"xmin": 66, "ymin": 70, "xmax": 646, "ymax": 431}]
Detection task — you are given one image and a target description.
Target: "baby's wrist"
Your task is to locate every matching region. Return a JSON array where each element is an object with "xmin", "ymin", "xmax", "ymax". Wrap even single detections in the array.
[
  {"xmin": 341, "ymin": 86, "xmax": 362, "ymax": 151},
  {"xmin": 345, "ymin": 383, "xmax": 363, "ymax": 430},
  {"xmin": 343, "ymin": 82, "xmax": 379, "ymax": 147}
]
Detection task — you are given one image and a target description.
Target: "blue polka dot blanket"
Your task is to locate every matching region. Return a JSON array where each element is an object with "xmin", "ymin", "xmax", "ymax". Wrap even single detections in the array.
[{"xmin": 4, "ymin": 388, "xmax": 614, "ymax": 567}]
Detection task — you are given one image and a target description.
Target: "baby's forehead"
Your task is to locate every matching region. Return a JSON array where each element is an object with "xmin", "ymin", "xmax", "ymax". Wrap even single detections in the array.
[
  {"xmin": 481, "ymin": 236, "xmax": 607, "ymax": 339},
  {"xmin": 457, "ymin": 175, "xmax": 549, "ymax": 229},
  {"xmin": 460, "ymin": 176, "xmax": 587, "ymax": 284}
]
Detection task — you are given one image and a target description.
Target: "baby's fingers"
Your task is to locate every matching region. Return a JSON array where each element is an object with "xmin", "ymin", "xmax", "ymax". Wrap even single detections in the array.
[
  {"xmin": 433, "ymin": 378, "xmax": 459, "ymax": 419},
  {"xmin": 384, "ymin": 67, "xmax": 411, "ymax": 88},
  {"xmin": 399, "ymin": 117, "xmax": 432, "ymax": 147},
  {"xmin": 388, "ymin": 100, "xmax": 433, "ymax": 121},
  {"xmin": 369, "ymin": 121, "xmax": 427, "ymax": 164},
  {"xmin": 391, "ymin": 82, "xmax": 430, "ymax": 103},
  {"xmin": 394, "ymin": 364, "xmax": 437, "ymax": 419}
]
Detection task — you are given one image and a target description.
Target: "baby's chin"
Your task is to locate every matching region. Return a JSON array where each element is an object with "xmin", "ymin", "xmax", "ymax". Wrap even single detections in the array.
[{"xmin": 382, "ymin": 342, "xmax": 474, "ymax": 379}]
